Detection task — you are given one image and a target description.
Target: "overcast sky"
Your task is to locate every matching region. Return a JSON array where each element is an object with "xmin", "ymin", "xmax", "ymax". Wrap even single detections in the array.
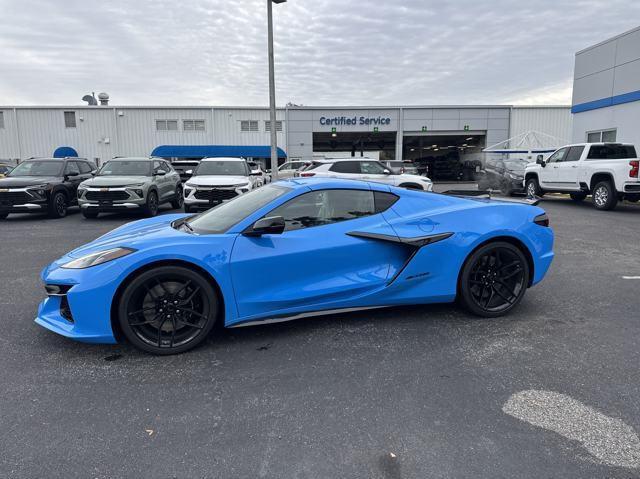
[{"xmin": 0, "ymin": 0, "xmax": 638, "ymax": 107}]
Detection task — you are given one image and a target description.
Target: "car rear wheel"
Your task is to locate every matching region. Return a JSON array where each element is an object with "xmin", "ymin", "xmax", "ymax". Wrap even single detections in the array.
[
  {"xmin": 118, "ymin": 266, "xmax": 219, "ymax": 355},
  {"xmin": 144, "ymin": 190, "xmax": 159, "ymax": 217},
  {"xmin": 458, "ymin": 242, "xmax": 530, "ymax": 317},
  {"xmin": 592, "ymin": 181, "xmax": 618, "ymax": 210},
  {"xmin": 170, "ymin": 186, "xmax": 184, "ymax": 209},
  {"xmin": 48, "ymin": 191, "xmax": 68, "ymax": 218}
]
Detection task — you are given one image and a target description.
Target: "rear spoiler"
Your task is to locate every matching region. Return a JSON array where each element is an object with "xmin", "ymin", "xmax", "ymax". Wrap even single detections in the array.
[{"xmin": 442, "ymin": 189, "xmax": 541, "ymax": 206}]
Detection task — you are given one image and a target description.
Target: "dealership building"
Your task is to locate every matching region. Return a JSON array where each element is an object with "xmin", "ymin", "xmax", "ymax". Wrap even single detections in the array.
[
  {"xmin": 571, "ymin": 25, "xmax": 640, "ymax": 146},
  {"xmin": 0, "ymin": 103, "xmax": 571, "ymax": 181}
]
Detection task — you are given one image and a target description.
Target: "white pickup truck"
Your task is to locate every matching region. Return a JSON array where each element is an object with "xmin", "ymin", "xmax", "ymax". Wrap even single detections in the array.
[{"xmin": 524, "ymin": 143, "xmax": 640, "ymax": 210}]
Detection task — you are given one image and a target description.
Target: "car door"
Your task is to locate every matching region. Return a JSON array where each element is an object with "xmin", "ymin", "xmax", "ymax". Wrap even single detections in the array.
[
  {"xmin": 63, "ymin": 161, "xmax": 83, "ymax": 199},
  {"xmin": 153, "ymin": 160, "xmax": 171, "ymax": 200},
  {"xmin": 229, "ymin": 188, "xmax": 408, "ymax": 319},
  {"xmin": 555, "ymin": 146, "xmax": 584, "ymax": 189},
  {"xmin": 539, "ymin": 147, "xmax": 568, "ymax": 188},
  {"xmin": 359, "ymin": 160, "xmax": 392, "ymax": 185}
]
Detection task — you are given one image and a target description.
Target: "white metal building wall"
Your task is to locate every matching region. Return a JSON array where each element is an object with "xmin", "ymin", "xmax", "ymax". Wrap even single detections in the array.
[{"xmin": 509, "ymin": 107, "xmax": 573, "ymax": 145}]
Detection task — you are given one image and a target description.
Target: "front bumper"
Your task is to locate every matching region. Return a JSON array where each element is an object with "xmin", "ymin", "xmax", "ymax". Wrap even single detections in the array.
[
  {"xmin": 0, "ymin": 188, "xmax": 49, "ymax": 213},
  {"xmin": 184, "ymin": 185, "xmax": 248, "ymax": 209},
  {"xmin": 0, "ymin": 201, "xmax": 48, "ymax": 213}
]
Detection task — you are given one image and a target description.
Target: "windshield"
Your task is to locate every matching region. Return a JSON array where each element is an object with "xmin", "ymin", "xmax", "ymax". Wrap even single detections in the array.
[
  {"xmin": 187, "ymin": 184, "xmax": 290, "ymax": 234},
  {"xmin": 98, "ymin": 160, "xmax": 152, "ymax": 176},
  {"xmin": 195, "ymin": 161, "xmax": 248, "ymax": 176},
  {"xmin": 9, "ymin": 161, "xmax": 63, "ymax": 177},
  {"xmin": 503, "ymin": 159, "xmax": 529, "ymax": 171}
]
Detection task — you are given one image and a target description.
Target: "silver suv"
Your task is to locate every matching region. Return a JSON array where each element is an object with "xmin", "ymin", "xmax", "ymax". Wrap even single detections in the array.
[{"xmin": 78, "ymin": 157, "xmax": 183, "ymax": 218}]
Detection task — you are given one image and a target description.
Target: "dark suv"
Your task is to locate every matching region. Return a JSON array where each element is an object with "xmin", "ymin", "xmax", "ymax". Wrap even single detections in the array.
[{"xmin": 0, "ymin": 158, "xmax": 95, "ymax": 219}]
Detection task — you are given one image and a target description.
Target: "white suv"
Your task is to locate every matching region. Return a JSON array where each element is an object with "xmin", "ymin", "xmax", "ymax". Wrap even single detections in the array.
[
  {"xmin": 297, "ymin": 158, "xmax": 433, "ymax": 191},
  {"xmin": 183, "ymin": 157, "xmax": 260, "ymax": 213}
]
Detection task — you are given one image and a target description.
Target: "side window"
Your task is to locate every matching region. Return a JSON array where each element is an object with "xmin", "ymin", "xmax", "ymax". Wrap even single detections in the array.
[
  {"xmin": 153, "ymin": 160, "xmax": 162, "ymax": 174},
  {"xmin": 546, "ymin": 147, "xmax": 568, "ymax": 163},
  {"xmin": 77, "ymin": 162, "xmax": 92, "ymax": 174},
  {"xmin": 329, "ymin": 161, "xmax": 360, "ymax": 174},
  {"xmin": 161, "ymin": 161, "xmax": 172, "ymax": 173},
  {"xmin": 279, "ymin": 163, "xmax": 290, "ymax": 171},
  {"xmin": 561, "ymin": 146, "xmax": 585, "ymax": 162},
  {"xmin": 360, "ymin": 161, "xmax": 387, "ymax": 174},
  {"xmin": 64, "ymin": 161, "xmax": 80, "ymax": 175},
  {"xmin": 374, "ymin": 191, "xmax": 399, "ymax": 213},
  {"xmin": 269, "ymin": 189, "xmax": 376, "ymax": 232}
]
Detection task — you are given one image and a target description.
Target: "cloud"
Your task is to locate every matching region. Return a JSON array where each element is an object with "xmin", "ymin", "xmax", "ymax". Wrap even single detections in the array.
[{"xmin": 0, "ymin": 0, "xmax": 638, "ymax": 106}]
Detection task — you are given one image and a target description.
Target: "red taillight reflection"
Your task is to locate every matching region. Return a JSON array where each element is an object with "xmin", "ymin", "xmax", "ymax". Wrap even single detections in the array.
[{"xmin": 300, "ymin": 172, "xmax": 316, "ymax": 177}]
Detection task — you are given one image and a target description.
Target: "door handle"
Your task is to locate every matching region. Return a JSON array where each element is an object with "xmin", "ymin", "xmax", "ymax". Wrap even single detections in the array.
[{"xmin": 571, "ymin": 165, "xmax": 578, "ymax": 168}]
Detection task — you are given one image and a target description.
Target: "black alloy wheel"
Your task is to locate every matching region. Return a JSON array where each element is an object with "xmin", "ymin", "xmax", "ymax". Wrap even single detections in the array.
[
  {"xmin": 48, "ymin": 192, "xmax": 68, "ymax": 218},
  {"xmin": 118, "ymin": 266, "xmax": 218, "ymax": 354},
  {"xmin": 144, "ymin": 190, "xmax": 159, "ymax": 217},
  {"xmin": 171, "ymin": 186, "xmax": 184, "ymax": 209},
  {"xmin": 459, "ymin": 242, "xmax": 530, "ymax": 317}
]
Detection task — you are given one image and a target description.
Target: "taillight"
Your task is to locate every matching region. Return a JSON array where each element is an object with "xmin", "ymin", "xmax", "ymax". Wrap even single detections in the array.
[
  {"xmin": 401, "ymin": 167, "xmax": 405, "ymax": 174},
  {"xmin": 300, "ymin": 172, "xmax": 315, "ymax": 177},
  {"xmin": 534, "ymin": 213, "xmax": 549, "ymax": 227},
  {"xmin": 630, "ymin": 160, "xmax": 639, "ymax": 178}
]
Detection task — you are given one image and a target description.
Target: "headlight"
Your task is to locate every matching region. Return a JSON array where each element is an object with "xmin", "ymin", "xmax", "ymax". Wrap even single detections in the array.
[
  {"xmin": 28, "ymin": 184, "xmax": 49, "ymax": 196},
  {"xmin": 126, "ymin": 183, "xmax": 145, "ymax": 188},
  {"xmin": 508, "ymin": 173, "xmax": 523, "ymax": 180},
  {"xmin": 235, "ymin": 183, "xmax": 250, "ymax": 188},
  {"xmin": 61, "ymin": 247, "xmax": 136, "ymax": 269}
]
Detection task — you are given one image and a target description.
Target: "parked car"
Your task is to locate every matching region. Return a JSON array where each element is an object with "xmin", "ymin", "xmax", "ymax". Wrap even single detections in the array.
[
  {"xmin": 36, "ymin": 177, "xmax": 553, "ymax": 354},
  {"xmin": 524, "ymin": 143, "xmax": 639, "ymax": 210},
  {"xmin": 171, "ymin": 160, "xmax": 200, "ymax": 182},
  {"xmin": 297, "ymin": 158, "xmax": 433, "ymax": 191},
  {"xmin": 0, "ymin": 157, "xmax": 95, "ymax": 219},
  {"xmin": 247, "ymin": 161, "xmax": 271, "ymax": 186},
  {"xmin": 477, "ymin": 158, "xmax": 529, "ymax": 196},
  {"xmin": 382, "ymin": 160, "xmax": 419, "ymax": 175},
  {"xmin": 183, "ymin": 157, "xmax": 260, "ymax": 213},
  {"xmin": 277, "ymin": 160, "xmax": 309, "ymax": 179},
  {"xmin": 78, "ymin": 157, "xmax": 183, "ymax": 219},
  {"xmin": 0, "ymin": 163, "xmax": 13, "ymax": 177}
]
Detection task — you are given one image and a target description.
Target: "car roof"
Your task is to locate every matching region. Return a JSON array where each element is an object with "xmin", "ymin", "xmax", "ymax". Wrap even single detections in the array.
[
  {"xmin": 24, "ymin": 157, "xmax": 89, "ymax": 162},
  {"xmin": 274, "ymin": 176, "xmax": 393, "ymax": 192},
  {"xmin": 564, "ymin": 142, "xmax": 634, "ymax": 147},
  {"xmin": 201, "ymin": 157, "xmax": 247, "ymax": 162},
  {"xmin": 313, "ymin": 157, "xmax": 378, "ymax": 163}
]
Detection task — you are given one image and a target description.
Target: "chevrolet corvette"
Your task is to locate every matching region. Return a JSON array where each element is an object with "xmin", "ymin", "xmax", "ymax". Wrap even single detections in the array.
[{"xmin": 37, "ymin": 178, "xmax": 554, "ymax": 354}]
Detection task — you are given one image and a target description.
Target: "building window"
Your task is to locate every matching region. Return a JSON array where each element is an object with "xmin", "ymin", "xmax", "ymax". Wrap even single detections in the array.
[
  {"xmin": 586, "ymin": 129, "xmax": 616, "ymax": 143},
  {"xmin": 0, "ymin": 111, "xmax": 4, "ymax": 129},
  {"xmin": 184, "ymin": 120, "xmax": 205, "ymax": 131},
  {"xmin": 156, "ymin": 120, "xmax": 178, "ymax": 131},
  {"xmin": 265, "ymin": 120, "xmax": 283, "ymax": 132},
  {"xmin": 240, "ymin": 120, "xmax": 259, "ymax": 132},
  {"xmin": 64, "ymin": 111, "xmax": 77, "ymax": 128}
]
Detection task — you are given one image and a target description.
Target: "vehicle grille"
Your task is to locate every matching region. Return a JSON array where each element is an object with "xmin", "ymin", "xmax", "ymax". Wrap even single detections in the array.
[
  {"xmin": 0, "ymin": 191, "xmax": 31, "ymax": 204},
  {"xmin": 85, "ymin": 190, "xmax": 130, "ymax": 201},
  {"xmin": 194, "ymin": 189, "xmax": 238, "ymax": 201}
]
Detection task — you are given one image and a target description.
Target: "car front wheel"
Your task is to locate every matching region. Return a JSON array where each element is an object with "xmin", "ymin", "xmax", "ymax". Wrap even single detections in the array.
[
  {"xmin": 170, "ymin": 186, "xmax": 184, "ymax": 209},
  {"xmin": 458, "ymin": 242, "xmax": 530, "ymax": 317},
  {"xmin": 118, "ymin": 266, "xmax": 219, "ymax": 355},
  {"xmin": 144, "ymin": 191, "xmax": 159, "ymax": 217},
  {"xmin": 48, "ymin": 191, "xmax": 68, "ymax": 218},
  {"xmin": 525, "ymin": 178, "xmax": 542, "ymax": 198}
]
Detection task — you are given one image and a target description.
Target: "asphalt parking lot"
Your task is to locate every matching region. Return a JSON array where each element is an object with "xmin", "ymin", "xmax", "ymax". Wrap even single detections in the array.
[{"xmin": 1, "ymin": 197, "xmax": 639, "ymax": 478}]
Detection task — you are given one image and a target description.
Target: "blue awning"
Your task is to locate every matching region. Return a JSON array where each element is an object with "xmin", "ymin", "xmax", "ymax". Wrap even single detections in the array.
[
  {"xmin": 53, "ymin": 146, "xmax": 78, "ymax": 158},
  {"xmin": 151, "ymin": 145, "xmax": 287, "ymax": 159}
]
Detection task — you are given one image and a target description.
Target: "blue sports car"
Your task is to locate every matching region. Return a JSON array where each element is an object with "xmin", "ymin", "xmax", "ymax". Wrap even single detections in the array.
[{"xmin": 37, "ymin": 178, "xmax": 554, "ymax": 354}]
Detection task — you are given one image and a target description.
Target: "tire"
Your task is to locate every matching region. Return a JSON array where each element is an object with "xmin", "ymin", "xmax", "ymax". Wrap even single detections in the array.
[
  {"xmin": 592, "ymin": 181, "xmax": 618, "ymax": 211},
  {"xmin": 458, "ymin": 241, "xmax": 530, "ymax": 318},
  {"xmin": 144, "ymin": 190, "xmax": 159, "ymax": 217},
  {"xmin": 525, "ymin": 178, "xmax": 543, "ymax": 198},
  {"xmin": 118, "ymin": 266, "xmax": 219, "ymax": 355},
  {"xmin": 570, "ymin": 192, "xmax": 587, "ymax": 202},
  {"xmin": 82, "ymin": 209, "xmax": 99, "ymax": 219},
  {"xmin": 500, "ymin": 182, "xmax": 512, "ymax": 196},
  {"xmin": 48, "ymin": 191, "xmax": 68, "ymax": 218},
  {"xmin": 170, "ymin": 185, "xmax": 184, "ymax": 210}
]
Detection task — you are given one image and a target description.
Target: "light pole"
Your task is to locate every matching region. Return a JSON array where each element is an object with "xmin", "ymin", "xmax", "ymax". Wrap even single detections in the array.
[{"xmin": 268, "ymin": 0, "xmax": 286, "ymax": 180}]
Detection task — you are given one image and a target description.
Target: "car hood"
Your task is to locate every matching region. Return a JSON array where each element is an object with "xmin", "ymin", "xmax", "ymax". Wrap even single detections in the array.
[
  {"xmin": 0, "ymin": 176, "xmax": 60, "ymax": 187},
  {"xmin": 82, "ymin": 176, "xmax": 150, "ymax": 187},
  {"xmin": 66, "ymin": 213, "xmax": 190, "ymax": 259},
  {"xmin": 186, "ymin": 175, "xmax": 249, "ymax": 187}
]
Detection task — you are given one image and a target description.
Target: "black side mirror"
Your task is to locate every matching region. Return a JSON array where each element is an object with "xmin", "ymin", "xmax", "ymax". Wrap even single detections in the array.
[
  {"xmin": 383, "ymin": 169, "xmax": 391, "ymax": 175},
  {"xmin": 90, "ymin": 169, "xmax": 97, "ymax": 176},
  {"xmin": 155, "ymin": 170, "xmax": 167, "ymax": 176},
  {"xmin": 244, "ymin": 216, "xmax": 285, "ymax": 236},
  {"xmin": 66, "ymin": 171, "xmax": 79, "ymax": 177},
  {"xmin": 536, "ymin": 155, "xmax": 546, "ymax": 167}
]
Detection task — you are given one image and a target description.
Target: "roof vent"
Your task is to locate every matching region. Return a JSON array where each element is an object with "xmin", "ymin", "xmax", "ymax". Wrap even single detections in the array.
[
  {"xmin": 98, "ymin": 92, "xmax": 110, "ymax": 106},
  {"xmin": 82, "ymin": 93, "xmax": 98, "ymax": 106}
]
